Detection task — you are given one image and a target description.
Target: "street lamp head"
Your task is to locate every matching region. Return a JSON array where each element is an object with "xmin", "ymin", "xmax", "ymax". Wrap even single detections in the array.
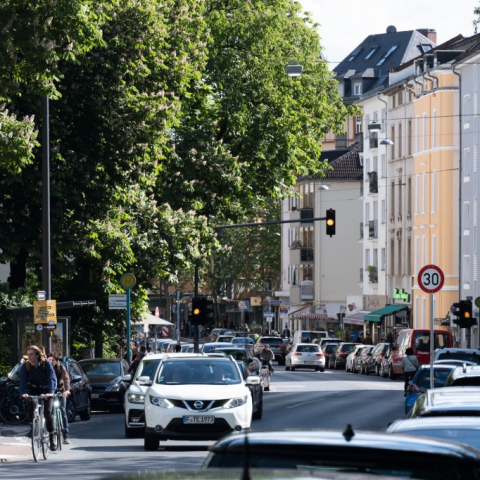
[
  {"xmin": 318, "ymin": 184, "xmax": 330, "ymax": 191},
  {"xmin": 285, "ymin": 64, "xmax": 303, "ymax": 77},
  {"xmin": 380, "ymin": 139, "xmax": 394, "ymax": 146}
]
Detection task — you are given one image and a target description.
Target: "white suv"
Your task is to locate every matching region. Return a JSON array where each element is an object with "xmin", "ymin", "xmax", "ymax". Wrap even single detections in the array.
[
  {"xmin": 124, "ymin": 353, "xmax": 165, "ymax": 438},
  {"xmin": 143, "ymin": 354, "xmax": 256, "ymax": 450}
]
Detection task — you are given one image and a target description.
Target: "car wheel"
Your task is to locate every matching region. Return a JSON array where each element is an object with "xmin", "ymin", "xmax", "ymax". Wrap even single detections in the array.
[
  {"xmin": 352, "ymin": 365, "xmax": 358, "ymax": 374},
  {"xmin": 285, "ymin": 364, "xmax": 290, "ymax": 371},
  {"xmin": 315, "ymin": 367, "xmax": 320, "ymax": 372},
  {"xmin": 253, "ymin": 396, "xmax": 263, "ymax": 420},
  {"xmin": 319, "ymin": 367, "xmax": 325, "ymax": 373},
  {"xmin": 66, "ymin": 398, "xmax": 77, "ymax": 423},
  {"xmin": 79, "ymin": 397, "xmax": 92, "ymax": 421},
  {"xmin": 375, "ymin": 364, "xmax": 380, "ymax": 376},
  {"xmin": 264, "ymin": 385, "xmax": 270, "ymax": 391},
  {"xmin": 389, "ymin": 365, "xmax": 396, "ymax": 380},
  {"xmin": 291, "ymin": 367, "xmax": 296, "ymax": 372},
  {"xmin": 144, "ymin": 434, "xmax": 159, "ymax": 451},
  {"xmin": 382, "ymin": 365, "xmax": 388, "ymax": 379},
  {"xmin": 334, "ymin": 361, "xmax": 339, "ymax": 370},
  {"xmin": 365, "ymin": 364, "xmax": 370, "ymax": 375}
]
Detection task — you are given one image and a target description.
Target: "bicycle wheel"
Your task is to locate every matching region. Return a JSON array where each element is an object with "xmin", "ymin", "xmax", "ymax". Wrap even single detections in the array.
[
  {"xmin": 0, "ymin": 395, "xmax": 28, "ymax": 425},
  {"xmin": 31, "ymin": 417, "xmax": 41, "ymax": 462},
  {"xmin": 56, "ymin": 409, "xmax": 62, "ymax": 451},
  {"xmin": 42, "ymin": 429, "xmax": 50, "ymax": 460}
]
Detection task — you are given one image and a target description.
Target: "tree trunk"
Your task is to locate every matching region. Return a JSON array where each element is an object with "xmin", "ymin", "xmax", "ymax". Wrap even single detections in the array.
[{"xmin": 8, "ymin": 248, "xmax": 28, "ymax": 290}]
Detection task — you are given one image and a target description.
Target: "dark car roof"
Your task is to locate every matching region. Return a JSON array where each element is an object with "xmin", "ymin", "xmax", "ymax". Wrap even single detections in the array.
[{"xmin": 209, "ymin": 430, "xmax": 480, "ymax": 461}]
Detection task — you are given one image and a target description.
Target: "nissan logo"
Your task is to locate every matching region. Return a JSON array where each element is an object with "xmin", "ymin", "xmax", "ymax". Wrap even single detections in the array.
[{"xmin": 194, "ymin": 401, "xmax": 204, "ymax": 409}]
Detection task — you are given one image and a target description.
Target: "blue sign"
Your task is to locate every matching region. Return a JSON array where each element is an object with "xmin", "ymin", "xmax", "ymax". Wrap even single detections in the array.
[{"xmin": 264, "ymin": 312, "xmax": 275, "ymax": 318}]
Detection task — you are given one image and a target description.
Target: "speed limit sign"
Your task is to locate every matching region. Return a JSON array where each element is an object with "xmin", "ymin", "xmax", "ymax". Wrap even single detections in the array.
[{"xmin": 417, "ymin": 264, "xmax": 444, "ymax": 294}]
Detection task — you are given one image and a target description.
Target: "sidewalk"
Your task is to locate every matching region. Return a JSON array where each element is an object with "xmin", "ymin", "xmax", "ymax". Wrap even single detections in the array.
[{"xmin": 0, "ymin": 424, "xmax": 32, "ymax": 462}]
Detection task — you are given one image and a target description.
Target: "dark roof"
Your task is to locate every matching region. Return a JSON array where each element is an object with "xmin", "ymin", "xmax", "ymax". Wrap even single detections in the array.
[
  {"xmin": 334, "ymin": 27, "xmax": 436, "ymax": 98},
  {"xmin": 297, "ymin": 142, "xmax": 363, "ymax": 183}
]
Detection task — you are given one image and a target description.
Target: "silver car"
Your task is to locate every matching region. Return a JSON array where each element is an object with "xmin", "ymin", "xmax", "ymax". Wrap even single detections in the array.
[{"xmin": 285, "ymin": 343, "xmax": 325, "ymax": 372}]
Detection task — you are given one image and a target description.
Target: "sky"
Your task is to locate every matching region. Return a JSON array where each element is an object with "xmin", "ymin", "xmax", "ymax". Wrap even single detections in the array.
[{"xmin": 298, "ymin": 0, "xmax": 479, "ymax": 68}]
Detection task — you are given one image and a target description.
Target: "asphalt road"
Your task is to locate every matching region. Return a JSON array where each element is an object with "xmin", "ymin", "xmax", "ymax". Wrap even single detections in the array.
[{"xmin": 0, "ymin": 366, "xmax": 404, "ymax": 479}]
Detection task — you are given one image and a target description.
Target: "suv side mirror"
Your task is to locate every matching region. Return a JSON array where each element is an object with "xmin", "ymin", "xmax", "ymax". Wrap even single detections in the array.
[
  {"xmin": 246, "ymin": 376, "xmax": 260, "ymax": 386},
  {"xmin": 137, "ymin": 376, "xmax": 152, "ymax": 385},
  {"xmin": 72, "ymin": 374, "xmax": 82, "ymax": 383},
  {"xmin": 121, "ymin": 374, "xmax": 132, "ymax": 383}
]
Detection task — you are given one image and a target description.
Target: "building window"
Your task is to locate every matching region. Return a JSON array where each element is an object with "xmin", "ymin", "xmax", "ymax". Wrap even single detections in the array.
[
  {"xmin": 464, "ymin": 202, "xmax": 470, "ymax": 234},
  {"xmin": 408, "ymin": 119, "xmax": 412, "ymax": 155},
  {"xmin": 422, "ymin": 297, "xmax": 426, "ymax": 329},
  {"xmin": 415, "ymin": 116, "xmax": 420, "ymax": 153},
  {"xmin": 407, "ymin": 177, "xmax": 412, "ymax": 214},
  {"xmin": 391, "ymin": 239, "xmax": 395, "ymax": 273},
  {"xmin": 422, "ymin": 236, "xmax": 426, "ymax": 267},
  {"xmin": 365, "ymin": 47, "xmax": 377, "ymax": 60},
  {"xmin": 354, "ymin": 83, "xmax": 362, "ymax": 95},
  {"xmin": 391, "ymin": 181, "xmax": 395, "ymax": 217},
  {"xmin": 398, "ymin": 178, "xmax": 402, "ymax": 216},
  {"xmin": 356, "ymin": 115, "xmax": 362, "ymax": 133},
  {"xmin": 348, "ymin": 48, "xmax": 361, "ymax": 62},
  {"xmin": 432, "ymin": 171, "xmax": 437, "ymax": 213},
  {"xmin": 381, "ymin": 248, "xmax": 386, "ymax": 271},
  {"xmin": 398, "ymin": 238, "xmax": 402, "ymax": 275},
  {"xmin": 397, "ymin": 91, "xmax": 403, "ymax": 106},
  {"xmin": 407, "ymin": 238, "xmax": 412, "ymax": 276},
  {"xmin": 415, "ymin": 236, "xmax": 419, "ymax": 274},
  {"xmin": 365, "ymin": 203, "xmax": 370, "ymax": 223},
  {"xmin": 398, "ymin": 122, "xmax": 402, "ymax": 157},
  {"xmin": 422, "ymin": 173, "xmax": 426, "ymax": 213},
  {"xmin": 365, "ymin": 249, "xmax": 370, "ymax": 270},
  {"xmin": 381, "ymin": 199, "xmax": 386, "ymax": 223},
  {"xmin": 415, "ymin": 175, "xmax": 419, "ymax": 214},
  {"xmin": 365, "ymin": 114, "xmax": 370, "ymax": 138},
  {"xmin": 373, "ymin": 248, "xmax": 378, "ymax": 269},
  {"xmin": 423, "ymin": 113, "xmax": 427, "ymax": 151},
  {"xmin": 432, "ymin": 235, "xmax": 436, "ymax": 265},
  {"xmin": 376, "ymin": 45, "xmax": 398, "ymax": 66},
  {"xmin": 391, "ymin": 125, "xmax": 395, "ymax": 159},
  {"xmin": 464, "ymin": 148, "xmax": 470, "ymax": 178},
  {"xmin": 432, "ymin": 110, "xmax": 437, "ymax": 148},
  {"xmin": 373, "ymin": 156, "xmax": 378, "ymax": 172}
]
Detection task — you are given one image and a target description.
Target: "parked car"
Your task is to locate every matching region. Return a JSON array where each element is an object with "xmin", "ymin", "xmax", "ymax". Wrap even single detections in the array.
[
  {"xmin": 352, "ymin": 345, "xmax": 374, "ymax": 374},
  {"xmin": 236, "ymin": 361, "xmax": 263, "ymax": 420},
  {"xmin": 318, "ymin": 338, "xmax": 342, "ymax": 351},
  {"xmin": 378, "ymin": 344, "xmax": 393, "ymax": 378},
  {"xmin": 322, "ymin": 343, "xmax": 340, "ymax": 368},
  {"xmin": 328, "ymin": 343, "xmax": 359, "ymax": 370},
  {"xmin": 345, "ymin": 345, "xmax": 365, "ymax": 372},
  {"xmin": 203, "ymin": 428, "xmax": 480, "ymax": 478},
  {"xmin": 285, "ymin": 343, "xmax": 325, "ymax": 372},
  {"xmin": 388, "ymin": 417, "xmax": 480, "ymax": 451},
  {"xmin": 445, "ymin": 364, "xmax": 480, "ymax": 387},
  {"xmin": 232, "ymin": 337, "xmax": 254, "ymax": 346},
  {"xmin": 79, "ymin": 358, "xmax": 130, "ymax": 412},
  {"xmin": 362, "ymin": 342, "xmax": 390, "ymax": 376},
  {"xmin": 407, "ymin": 386, "xmax": 480, "ymax": 419},
  {"xmin": 254, "ymin": 336, "xmax": 287, "ymax": 365},
  {"xmin": 180, "ymin": 344, "xmax": 194, "ymax": 353},
  {"xmin": 205, "ymin": 328, "xmax": 228, "ymax": 343},
  {"xmin": 143, "ymin": 354, "xmax": 256, "ymax": 450},
  {"xmin": 434, "ymin": 348, "xmax": 480, "ymax": 365},
  {"xmin": 124, "ymin": 353, "xmax": 164, "ymax": 438},
  {"xmin": 404, "ymin": 364, "xmax": 456, "ymax": 414},
  {"xmin": 291, "ymin": 330, "xmax": 328, "ymax": 345},
  {"xmin": 216, "ymin": 335, "xmax": 234, "ymax": 343},
  {"xmin": 233, "ymin": 332, "xmax": 250, "ymax": 338},
  {"xmin": 390, "ymin": 329, "xmax": 453, "ymax": 378}
]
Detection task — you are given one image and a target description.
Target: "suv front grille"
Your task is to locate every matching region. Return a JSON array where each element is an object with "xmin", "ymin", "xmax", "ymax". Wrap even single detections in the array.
[{"xmin": 168, "ymin": 399, "xmax": 228, "ymax": 411}]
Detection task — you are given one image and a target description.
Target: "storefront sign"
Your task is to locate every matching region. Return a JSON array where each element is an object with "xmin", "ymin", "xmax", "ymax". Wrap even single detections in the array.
[{"xmin": 393, "ymin": 288, "xmax": 410, "ymax": 302}]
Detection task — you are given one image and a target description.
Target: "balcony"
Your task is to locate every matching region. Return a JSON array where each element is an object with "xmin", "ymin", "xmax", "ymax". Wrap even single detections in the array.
[
  {"xmin": 360, "ymin": 222, "xmax": 364, "ymax": 240},
  {"xmin": 368, "ymin": 220, "xmax": 378, "ymax": 239},
  {"xmin": 367, "ymin": 171, "xmax": 378, "ymax": 194},
  {"xmin": 300, "ymin": 280, "xmax": 313, "ymax": 300},
  {"xmin": 300, "ymin": 208, "xmax": 314, "ymax": 223},
  {"xmin": 300, "ymin": 247, "xmax": 314, "ymax": 262}
]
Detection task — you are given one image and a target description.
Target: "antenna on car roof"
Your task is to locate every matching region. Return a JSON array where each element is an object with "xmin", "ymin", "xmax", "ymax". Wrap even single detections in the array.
[
  {"xmin": 343, "ymin": 424, "xmax": 355, "ymax": 442},
  {"xmin": 241, "ymin": 433, "xmax": 251, "ymax": 480}
]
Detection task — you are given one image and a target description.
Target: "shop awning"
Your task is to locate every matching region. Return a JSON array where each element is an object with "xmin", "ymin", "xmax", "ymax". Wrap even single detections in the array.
[
  {"xmin": 343, "ymin": 311, "xmax": 371, "ymax": 326},
  {"xmin": 364, "ymin": 305, "xmax": 408, "ymax": 323}
]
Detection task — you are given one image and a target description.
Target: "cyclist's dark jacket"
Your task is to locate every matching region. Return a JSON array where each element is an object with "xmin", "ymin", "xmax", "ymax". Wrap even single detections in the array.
[{"xmin": 19, "ymin": 360, "xmax": 57, "ymax": 395}]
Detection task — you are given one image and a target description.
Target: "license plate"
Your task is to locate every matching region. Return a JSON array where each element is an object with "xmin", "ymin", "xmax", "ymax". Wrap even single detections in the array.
[
  {"xmin": 91, "ymin": 394, "xmax": 100, "ymax": 398},
  {"xmin": 305, "ymin": 361, "xmax": 316, "ymax": 364},
  {"xmin": 183, "ymin": 416, "xmax": 214, "ymax": 424}
]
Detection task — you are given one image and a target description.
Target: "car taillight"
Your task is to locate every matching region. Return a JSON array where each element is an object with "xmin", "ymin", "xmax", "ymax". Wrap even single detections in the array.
[
  {"xmin": 408, "ymin": 384, "xmax": 421, "ymax": 393},
  {"xmin": 339, "ymin": 351, "xmax": 345, "ymax": 355},
  {"xmin": 316, "ymin": 353, "xmax": 324, "ymax": 357},
  {"xmin": 353, "ymin": 354, "xmax": 357, "ymax": 357},
  {"xmin": 280, "ymin": 344, "xmax": 286, "ymax": 348},
  {"xmin": 257, "ymin": 344, "xmax": 265, "ymax": 348},
  {"xmin": 293, "ymin": 353, "xmax": 302, "ymax": 356}
]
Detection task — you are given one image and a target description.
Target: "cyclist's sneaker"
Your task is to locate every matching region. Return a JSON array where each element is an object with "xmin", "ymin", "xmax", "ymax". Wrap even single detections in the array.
[{"xmin": 63, "ymin": 434, "xmax": 70, "ymax": 444}]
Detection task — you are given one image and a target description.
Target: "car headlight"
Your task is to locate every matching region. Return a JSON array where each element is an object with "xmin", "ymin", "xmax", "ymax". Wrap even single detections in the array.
[
  {"xmin": 223, "ymin": 396, "xmax": 248, "ymax": 409},
  {"xmin": 149, "ymin": 395, "xmax": 174, "ymax": 409},
  {"xmin": 128, "ymin": 393, "xmax": 145, "ymax": 404},
  {"xmin": 106, "ymin": 384, "xmax": 121, "ymax": 392}
]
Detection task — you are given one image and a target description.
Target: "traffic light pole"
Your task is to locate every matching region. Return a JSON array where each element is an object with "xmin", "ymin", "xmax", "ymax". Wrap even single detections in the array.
[
  {"xmin": 194, "ymin": 264, "xmax": 200, "ymax": 353},
  {"xmin": 429, "ymin": 294, "xmax": 434, "ymax": 390}
]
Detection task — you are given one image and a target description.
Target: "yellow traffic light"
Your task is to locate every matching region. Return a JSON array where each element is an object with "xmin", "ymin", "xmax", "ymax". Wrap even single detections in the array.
[
  {"xmin": 193, "ymin": 308, "xmax": 200, "ymax": 315},
  {"xmin": 326, "ymin": 219, "xmax": 334, "ymax": 226},
  {"xmin": 465, "ymin": 311, "xmax": 471, "ymax": 319}
]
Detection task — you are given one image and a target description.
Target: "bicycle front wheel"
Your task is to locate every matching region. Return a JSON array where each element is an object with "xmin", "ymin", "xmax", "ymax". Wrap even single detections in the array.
[
  {"xmin": 31, "ymin": 417, "xmax": 41, "ymax": 462},
  {"xmin": 56, "ymin": 409, "xmax": 62, "ymax": 451},
  {"xmin": 42, "ymin": 429, "xmax": 50, "ymax": 460},
  {"xmin": 0, "ymin": 395, "xmax": 28, "ymax": 425}
]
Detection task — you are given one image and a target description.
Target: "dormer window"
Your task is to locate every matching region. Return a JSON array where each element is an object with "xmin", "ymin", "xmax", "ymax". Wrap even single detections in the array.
[
  {"xmin": 348, "ymin": 48, "xmax": 361, "ymax": 62},
  {"xmin": 354, "ymin": 83, "xmax": 362, "ymax": 95},
  {"xmin": 376, "ymin": 45, "xmax": 398, "ymax": 66},
  {"xmin": 418, "ymin": 44, "xmax": 432, "ymax": 54},
  {"xmin": 364, "ymin": 47, "xmax": 378, "ymax": 60}
]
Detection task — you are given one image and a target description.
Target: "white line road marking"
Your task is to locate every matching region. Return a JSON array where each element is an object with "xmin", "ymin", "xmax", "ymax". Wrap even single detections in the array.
[{"xmin": 286, "ymin": 391, "xmax": 351, "ymax": 409}]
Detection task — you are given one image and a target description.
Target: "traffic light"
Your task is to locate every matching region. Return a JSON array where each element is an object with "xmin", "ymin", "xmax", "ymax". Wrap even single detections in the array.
[
  {"xmin": 452, "ymin": 300, "xmax": 477, "ymax": 328},
  {"xmin": 326, "ymin": 208, "xmax": 336, "ymax": 237},
  {"xmin": 205, "ymin": 300, "xmax": 214, "ymax": 324},
  {"xmin": 191, "ymin": 298, "xmax": 205, "ymax": 325}
]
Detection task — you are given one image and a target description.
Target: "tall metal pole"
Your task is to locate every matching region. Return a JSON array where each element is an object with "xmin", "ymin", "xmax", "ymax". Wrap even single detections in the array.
[
  {"xmin": 126, "ymin": 288, "xmax": 131, "ymax": 362},
  {"xmin": 194, "ymin": 264, "xmax": 200, "ymax": 353},
  {"xmin": 42, "ymin": 96, "xmax": 51, "ymax": 352},
  {"xmin": 429, "ymin": 293, "xmax": 434, "ymax": 390}
]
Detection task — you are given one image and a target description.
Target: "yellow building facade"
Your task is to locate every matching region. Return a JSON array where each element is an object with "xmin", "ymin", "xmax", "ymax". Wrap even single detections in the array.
[{"xmin": 412, "ymin": 70, "xmax": 459, "ymax": 328}]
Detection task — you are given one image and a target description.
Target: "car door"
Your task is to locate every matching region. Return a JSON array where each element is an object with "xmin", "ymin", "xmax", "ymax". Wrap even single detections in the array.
[{"xmin": 69, "ymin": 360, "xmax": 87, "ymax": 408}]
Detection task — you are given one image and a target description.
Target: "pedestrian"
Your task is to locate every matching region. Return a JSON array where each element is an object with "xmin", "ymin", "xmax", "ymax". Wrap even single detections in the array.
[
  {"xmin": 282, "ymin": 326, "xmax": 291, "ymax": 338},
  {"xmin": 129, "ymin": 346, "xmax": 146, "ymax": 377},
  {"xmin": 401, "ymin": 347, "xmax": 420, "ymax": 397},
  {"xmin": 454, "ymin": 341, "xmax": 460, "ymax": 347},
  {"xmin": 47, "ymin": 353, "xmax": 71, "ymax": 444},
  {"xmin": 363, "ymin": 332, "xmax": 373, "ymax": 345}
]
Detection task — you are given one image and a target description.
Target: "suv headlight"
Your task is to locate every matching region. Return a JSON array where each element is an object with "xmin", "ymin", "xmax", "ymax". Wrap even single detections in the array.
[
  {"xmin": 223, "ymin": 396, "xmax": 248, "ymax": 409},
  {"xmin": 149, "ymin": 396, "xmax": 174, "ymax": 409},
  {"xmin": 128, "ymin": 393, "xmax": 145, "ymax": 404},
  {"xmin": 106, "ymin": 384, "xmax": 121, "ymax": 392}
]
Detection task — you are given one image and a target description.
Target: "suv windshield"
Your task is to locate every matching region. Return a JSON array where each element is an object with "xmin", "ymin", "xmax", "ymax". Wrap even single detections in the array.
[
  {"xmin": 134, "ymin": 358, "xmax": 161, "ymax": 380},
  {"xmin": 156, "ymin": 359, "xmax": 241, "ymax": 385}
]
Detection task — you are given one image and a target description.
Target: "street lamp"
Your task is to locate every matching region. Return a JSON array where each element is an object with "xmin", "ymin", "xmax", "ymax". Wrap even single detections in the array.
[
  {"xmin": 380, "ymin": 139, "xmax": 394, "ymax": 146},
  {"xmin": 318, "ymin": 184, "xmax": 329, "ymax": 191},
  {"xmin": 286, "ymin": 64, "xmax": 303, "ymax": 77}
]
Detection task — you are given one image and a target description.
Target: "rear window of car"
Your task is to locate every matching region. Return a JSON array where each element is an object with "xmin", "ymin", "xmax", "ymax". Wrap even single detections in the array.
[
  {"xmin": 297, "ymin": 345, "xmax": 320, "ymax": 353},
  {"xmin": 437, "ymin": 352, "xmax": 480, "ymax": 364},
  {"xmin": 415, "ymin": 368, "xmax": 453, "ymax": 389},
  {"xmin": 259, "ymin": 338, "xmax": 283, "ymax": 345},
  {"xmin": 324, "ymin": 344, "xmax": 337, "ymax": 353},
  {"xmin": 339, "ymin": 344, "xmax": 356, "ymax": 352}
]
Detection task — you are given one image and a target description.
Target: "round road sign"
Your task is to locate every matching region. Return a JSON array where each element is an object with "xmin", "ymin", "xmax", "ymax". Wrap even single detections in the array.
[
  {"xmin": 238, "ymin": 301, "xmax": 246, "ymax": 310},
  {"xmin": 417, "ymin": 264, "xmax": 444, "ymax": 294},
  {"xmin": 120, "ymin": 273, "xmax": 136, "ymax": 290}
]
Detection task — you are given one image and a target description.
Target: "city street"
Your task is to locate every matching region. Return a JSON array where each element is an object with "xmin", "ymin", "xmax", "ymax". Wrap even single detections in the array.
[{"xmin": 0, "ymin": 367, "xmax": 404, "ymax": 479}]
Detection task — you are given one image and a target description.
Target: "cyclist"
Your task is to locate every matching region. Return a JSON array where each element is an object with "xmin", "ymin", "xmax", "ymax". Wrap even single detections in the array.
[
  {"xmin": 259, "ymin": 344, "xmax": 275, "ymax": 374},
  {"xmin": 47, "ymin": 353, "xmax": 71, "ymax": 444},
  {"xmin": 20, "ymin": 345, "xmax": 57, "ymax": 451}
]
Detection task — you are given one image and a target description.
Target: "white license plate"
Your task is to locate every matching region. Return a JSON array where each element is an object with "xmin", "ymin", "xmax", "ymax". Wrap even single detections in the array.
[
  {"xmin": 91, "ymin": 394, "xmax": 100, "ymax": 398},
  {"xmin": 183, "ymin": 416, "xmax": 214, "ymax": 424},
  {"xmin": 304, "ymin": 361, "xmax": 316, "ymax": 364}
]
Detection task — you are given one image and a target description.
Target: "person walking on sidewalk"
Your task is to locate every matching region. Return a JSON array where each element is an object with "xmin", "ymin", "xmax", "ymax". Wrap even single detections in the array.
[
  {"xmin": 19, "ymin": 346, "xmax": 57, "ymax": 451},
  {"xmin": 47, "ymin": 353, "xmax": 71, "ymax": 444},
  {"xmin": 401, "ymin": 347, "xmax": 420, "ymax": 397}
]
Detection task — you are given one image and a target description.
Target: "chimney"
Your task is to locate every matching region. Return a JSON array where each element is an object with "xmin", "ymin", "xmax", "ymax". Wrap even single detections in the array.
[{"xmin": 417, "ymin": 28, "xmax": 437, "ymax": 44}]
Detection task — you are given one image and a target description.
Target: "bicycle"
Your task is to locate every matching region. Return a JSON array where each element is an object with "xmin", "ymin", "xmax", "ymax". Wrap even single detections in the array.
[
  {"xmin": 28, "ymin": 394, "xmax": 52, "ymax": 461},
  {"xmin": 52, "ymin": 393, "xmax": 64, "ymax": 451},
  {"xmin": 0, "ymin": 382, "xmax": 28, "ymax": 425}
]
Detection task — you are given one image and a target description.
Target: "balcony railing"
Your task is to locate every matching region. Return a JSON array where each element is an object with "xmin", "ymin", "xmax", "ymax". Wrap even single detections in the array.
[
  {"xmin": 368, "ymin": 171, "xmax": 378, "ymax": 194},
  {"xmin": 300, "ymin": 208, "xmax": 314, "ymax": 222},
  {"xmin": 300, "ymin": 247, "xmax": 314, "ymax": 262},
  {"xmin": 368, "ymin": 220, "xmax": 378, "ymax": 239},
  {"xmin": 360, "ymin": 222, "xmax": 364, "ymax": 239}
]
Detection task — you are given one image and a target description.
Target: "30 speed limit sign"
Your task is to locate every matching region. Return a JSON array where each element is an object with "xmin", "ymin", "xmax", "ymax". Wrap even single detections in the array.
[{"xmin": 417, "ymin": 264, "xmax": 445, "ymax": 294}]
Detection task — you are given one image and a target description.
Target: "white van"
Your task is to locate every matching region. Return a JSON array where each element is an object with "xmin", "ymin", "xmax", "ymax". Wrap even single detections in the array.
[{"xmin": 292, "ymin": 330, "xmax": 328, "ymax": 345}]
